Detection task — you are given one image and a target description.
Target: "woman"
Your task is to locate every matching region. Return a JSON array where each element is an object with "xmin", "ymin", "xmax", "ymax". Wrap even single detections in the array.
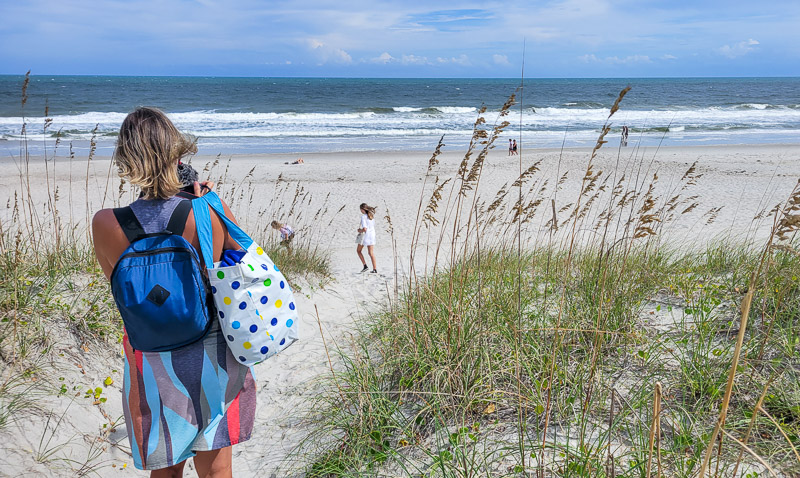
[
  {"xmin": 92, "ymin": 107, "xmax": 255, "ymax": 477},
  {"xmin": 357, "ymin": 203, "xmax": 377, "ymax": 273}
]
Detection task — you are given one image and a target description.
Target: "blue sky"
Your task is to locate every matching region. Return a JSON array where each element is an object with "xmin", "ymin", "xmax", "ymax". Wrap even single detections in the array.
[{"xmin": 1, "ymin": 0, "xmax": 798, "ymax": 77}]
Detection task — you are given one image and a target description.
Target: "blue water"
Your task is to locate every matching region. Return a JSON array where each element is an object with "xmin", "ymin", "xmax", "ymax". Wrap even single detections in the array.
[{"xmin": 1, "ymin": 76, "xmax": 798, "ymax": 155}]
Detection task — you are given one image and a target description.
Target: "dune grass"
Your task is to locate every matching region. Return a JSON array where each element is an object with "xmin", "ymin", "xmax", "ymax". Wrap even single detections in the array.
[
  {"xmin": 305, "ymin": 243, "xmax": 800, "ymax": 476},
  {"xmin": 301, "ymin": 88, "xmax": 800, "ymax": 477}
]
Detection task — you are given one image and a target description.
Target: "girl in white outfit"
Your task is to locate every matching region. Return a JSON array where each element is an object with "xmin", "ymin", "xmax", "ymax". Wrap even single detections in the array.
[{"xmin": 357, "ymin": 203, "xmax": 377, "ymax": 273}]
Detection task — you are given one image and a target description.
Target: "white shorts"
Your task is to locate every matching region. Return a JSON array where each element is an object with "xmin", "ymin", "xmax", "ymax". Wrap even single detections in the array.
[{"xmin": 361, "ymin": 232, "xmax": 376, "ymax": 246}]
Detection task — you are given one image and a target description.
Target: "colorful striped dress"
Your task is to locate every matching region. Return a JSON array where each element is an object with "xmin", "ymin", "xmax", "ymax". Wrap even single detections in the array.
[{"xmin": 121, "ymin": 197, "xmax": 256, "ymax": 470}]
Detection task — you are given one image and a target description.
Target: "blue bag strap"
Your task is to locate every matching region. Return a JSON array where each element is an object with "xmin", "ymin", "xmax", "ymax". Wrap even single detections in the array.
[
  {"xmin": 202, "ymin": 192, "xmax": 254, "ymax": 250},
  {"xmin": 192, "ymin": 196, "xmax": 215, "ymax": 269},
  {"xmin": 191, "ymin": 192, "xmax": 254, "ymax": 269}
]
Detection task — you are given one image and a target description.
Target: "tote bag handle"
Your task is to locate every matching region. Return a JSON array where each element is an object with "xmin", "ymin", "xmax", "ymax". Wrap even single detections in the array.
[{"xmin": 192, "ymin": 192, "xmax": 254, "ymax": 269}]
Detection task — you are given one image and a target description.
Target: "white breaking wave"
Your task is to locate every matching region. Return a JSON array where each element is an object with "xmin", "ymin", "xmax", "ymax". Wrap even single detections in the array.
[
  {"xmin": 433, "ymin": 106, "xmax": 477, "ymax": 114},
  {"xmin": 0, "ymin": 111, "xmax": 128, "ymax": 126},
  {"xmin": 2, "ymin": 105, "xmax": 799, "ymax": 142},
  {"xmin": 738, "ymin": 103, "xmax": 771, "ymax": 110}
]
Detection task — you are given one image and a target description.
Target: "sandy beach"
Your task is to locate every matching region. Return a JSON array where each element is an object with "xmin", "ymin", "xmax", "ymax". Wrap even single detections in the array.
[
  {"xmin": 4, "ymin": 143, "xmax": 799, "ymax": 253},
  {"xmin": 1, "ymin": 142, "xmax": 799, "ymax": 476}
]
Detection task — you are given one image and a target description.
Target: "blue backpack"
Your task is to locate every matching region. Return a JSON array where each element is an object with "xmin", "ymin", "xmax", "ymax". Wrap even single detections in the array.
[{"xmin": 110, "ymin": 199, "xmax": 214, "ymax": 352}]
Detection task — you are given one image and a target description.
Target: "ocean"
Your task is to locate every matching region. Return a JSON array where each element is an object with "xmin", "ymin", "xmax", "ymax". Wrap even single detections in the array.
[{"xmin": 1, "ymin": 76, "xmax": 798, "ymax": 156}]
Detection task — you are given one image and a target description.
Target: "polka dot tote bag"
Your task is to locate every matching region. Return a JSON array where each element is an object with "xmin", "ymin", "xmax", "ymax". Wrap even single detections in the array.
[{"xmin": 192, "ymin": 192, "xmax": 298, "ymax": 365}]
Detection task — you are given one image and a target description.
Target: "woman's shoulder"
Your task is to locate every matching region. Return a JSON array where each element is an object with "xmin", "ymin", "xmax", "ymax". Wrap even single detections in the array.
[
  {"xmin": 91, "ymin": 208, "xmax": 117, "ymax": 231},
  {"xmin": 91, "ymin": 208, "xmax": 129, "ymax": 257}
]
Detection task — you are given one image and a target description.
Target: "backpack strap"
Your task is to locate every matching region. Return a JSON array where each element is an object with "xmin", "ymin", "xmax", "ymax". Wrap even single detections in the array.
[
  {"xmin": 114, "ymin": 199, "xmax": 192, "ymax": 244},
  {"xmin": 113, "ymin": 206, "xmax": 146, "ymax": 244},
  {"xmin": 166, "ymin": 199, "xmax": 192, "ymax": 237}
]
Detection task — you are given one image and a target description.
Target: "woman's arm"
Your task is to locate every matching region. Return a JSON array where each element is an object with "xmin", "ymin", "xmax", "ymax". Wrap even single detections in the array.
[{"xmin": 91, "ymin": 209, "xmax": 130, "ymax": 280}]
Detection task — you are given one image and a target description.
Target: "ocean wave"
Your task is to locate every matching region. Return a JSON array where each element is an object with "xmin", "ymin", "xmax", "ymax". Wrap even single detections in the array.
[
  {"xmin": 528, "ymin": 106, "xmax": 800, "ymax": 128},
  {"xmin": 2, "ymin": 128, "xmax": 464, "ymax": 141},
  {"xmin": 733, "ymin": 103, "xmax": 790, "ymax": 110},
  {"xmin": 4, "ymin": 104, "xmax": 799, "ymax": 124},
  {"xmin": 561, "ymin": 101, "xmax": 605, "ymax": 108},
  {"xmin": 2, "ymin": 105, "xmax": 799, "ymax": 142},
  {"xmin": 739, "ymin": 103, "xmax": 770, "ymax": 110},
  {"xmin": 433, "ymin": 106, "xmax": 477, "ymax": 114}
]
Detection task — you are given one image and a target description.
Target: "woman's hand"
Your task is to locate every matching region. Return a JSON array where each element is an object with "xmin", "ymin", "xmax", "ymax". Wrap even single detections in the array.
[{"xmin": 193, "ymin": 180, "xmax": 215, "ymax": 196}]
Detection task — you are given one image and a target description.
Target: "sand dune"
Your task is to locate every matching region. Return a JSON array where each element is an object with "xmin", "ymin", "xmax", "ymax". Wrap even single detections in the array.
[{"xmin": 1, "ymin": 143, "xmax": 798, "ymax": 476}]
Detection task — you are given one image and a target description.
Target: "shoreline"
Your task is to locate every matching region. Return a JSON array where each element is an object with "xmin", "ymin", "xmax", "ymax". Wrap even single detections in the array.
[
  {"xmin": 3, "ymin": 137, "xmax": 800, "ymax": 159},
  {"xmin": 3, "ymin": 141, "xmax": 799, "ymax": 162}
]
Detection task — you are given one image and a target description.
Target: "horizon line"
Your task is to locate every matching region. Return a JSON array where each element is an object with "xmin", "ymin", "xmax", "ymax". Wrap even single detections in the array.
[{"xmin": 1, "ymin": 73, "xmax": 799, "ymax": 80}]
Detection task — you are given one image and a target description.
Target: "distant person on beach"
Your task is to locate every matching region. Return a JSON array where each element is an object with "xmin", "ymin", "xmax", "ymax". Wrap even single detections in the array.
[
  {"xmin": 512, "ymin": 139, "xmax": 518, "ymax": 155},
  {"xmin": 271, "ymin": 220, "xmax": 295, "ymax": 247},
  {"xmin": 91, "ymin": 107, "xmax": 254, "ymax": 477},
  {"xmin": 357, "ymin": 203, "xmax": 377, "ymax": 273},
  {"xmin": 508, "ymin": 139, "xmax": 513, "ymax": 156},
  {"xmin": 285, "ymin": 158, "xmax": 304, "ymax": 165},
  {"xmin": 622, "ymin": 126, "xmax": 629, "ymax": 147}
]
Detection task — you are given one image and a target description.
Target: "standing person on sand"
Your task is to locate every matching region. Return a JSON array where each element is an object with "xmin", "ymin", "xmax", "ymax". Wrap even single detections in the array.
[
  {"xmin": 91, "ymin": 107, "xmax": 255, "ymax": 478},
  {"xmin": 508, "ymin": 138, "xmax": 513, "ymax": 156},
  {"xmin": 512, "ymin": 139, "xmax": 518, "ymax": 155},
  {"xmin": 357, "ymin": 203, "xmax": 377, "ymax": 273}
]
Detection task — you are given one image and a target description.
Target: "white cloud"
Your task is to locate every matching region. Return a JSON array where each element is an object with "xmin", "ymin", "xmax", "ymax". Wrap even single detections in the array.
[
  {"xmin": 436, "ymin": 54, "xmax": 470, "ymax": 65},
  {"xmin": 578, "ymin": 54, "xmax": 651, "ymax": 64},
  {"xmin": 370, "ymin": 52, "xmax": 395, "ymax": 64},
  {"xmin": 493, "ymin": 54, "xmax": 510, "ymax": 65},
  {"xmin": 333, "ymin": 48, "xmax": 352, "ymax": 63},
  {"xmin": 661, "ymin": 54, "xmax": 677, "ymax": 60},
  {"xmin": 718, "ymin": 39, "xmax": 759, "ymax": 59},
  {"xmin": 401, "ymin": 54, "xmax": 430, "ymax": 65},
  {"xmin": 305, "ymin": 38, "xmax": 352, "ymax": 64},
  {"xmin": 622, "ymin": 55, "xmax": 651, "ymax": 64}
]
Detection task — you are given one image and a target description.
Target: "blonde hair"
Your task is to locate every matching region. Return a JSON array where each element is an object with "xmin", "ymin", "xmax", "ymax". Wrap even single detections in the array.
[
  {"xmin": 113, "ymin": 107, "xmax": 197, "ymax": 200},
  {"xmin": 360, "ymin": 203, "xmax": 376, "ymax": 220},
  {"xmin": 270, "ymin": 220, "xmax": 283, "ymax": 229}
]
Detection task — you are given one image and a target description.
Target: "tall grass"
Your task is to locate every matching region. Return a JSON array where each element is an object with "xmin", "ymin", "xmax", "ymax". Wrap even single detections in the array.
[
  {"xmin": 189, "ymin": 158, "xmax": 334, "ymax": 281},
  {"xmin": 301, "ymin": 87, "xmax": 800, "ymax": 477}
]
